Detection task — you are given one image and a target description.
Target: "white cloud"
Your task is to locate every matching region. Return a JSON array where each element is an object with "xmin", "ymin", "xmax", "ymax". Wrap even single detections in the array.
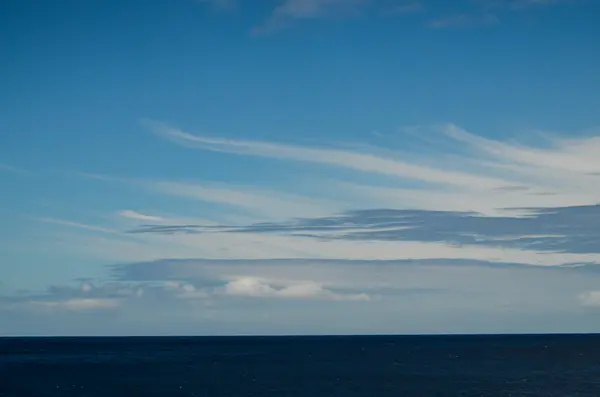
[
  {"xmin": 26, "ymin": 119, "xmax": 600, "ymax": 275},
  {"xmin": 40, "ymin": 217, "xmax": 600, "ymax": 267},
  {"xmin": 27, "ymin": 298, "xmax": 120, "ymax": 312},
  {"xmin": 162, "ymin": 281, "xmax": 210, "ymax": 300},
  {"xmin": 73, "ymin": 172, "xmax": 341, "ymax": 222},
  {"xmin": 104, "ymin": 257, "xmax": 600, "ymax": 320},
  {"xmin": 23, "ymin": 120, "xmax": 600, "ymax": 324},
  {"xmin": 147, "ymin": 121, "xmax": 600, "ymax": 215},
  {"xmin": 579, "ymin": 291, "xmax": 600, "ymax": 307},
  {"xmin": 252, "ymin": 0, "xmax": 368, "ymax": 33},
  {"xmin": 118, "ymin": 210, "xmax": 166, "ymax": 222},
  {"xmin": 33, "ymin": 217, "xmax": 119, "ymax": 235},
  {"xmin": 222, "ymin": 276, "xmax": 370, "ymax": 301},
  {"xmin": 195, "ymin": 0, "xmax": 578, "ymax": 34},
  {"xmin": 80, "ymin": 282, "xmax": 93, "ymax": 293},
  {"xmin": 443, "ymin": 124, "xmax": 600, "ymax": 176},
  {"xmin": 152, "ymin": 181, "xmax": 341, "ymax": 220},
  {"xmin": 146, "ymin": 120, "xmax": 511, "ymax": 190},
  {"xmin": 339, "ymin": 182, "xmax": 594, "ymax": 216}
]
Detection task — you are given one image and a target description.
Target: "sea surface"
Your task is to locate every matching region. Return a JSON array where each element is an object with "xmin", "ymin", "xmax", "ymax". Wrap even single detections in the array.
[{"xmin": 1, "ymin": 334, "xmax": 599, "ymax": 396}]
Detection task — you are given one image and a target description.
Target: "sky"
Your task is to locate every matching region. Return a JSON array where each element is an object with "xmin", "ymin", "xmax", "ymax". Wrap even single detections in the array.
[{"xmin": 1, "ymin": 0, "xmax": 600, "ymax": 336}]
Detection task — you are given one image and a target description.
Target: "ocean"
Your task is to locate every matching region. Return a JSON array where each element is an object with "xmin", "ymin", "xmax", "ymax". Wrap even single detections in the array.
[{"xmin": 1, "ymin": 334, "xmax": 599, "ymax": 396}]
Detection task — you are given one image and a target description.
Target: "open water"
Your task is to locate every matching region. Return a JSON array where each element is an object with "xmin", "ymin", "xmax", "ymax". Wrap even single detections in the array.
[{"xmin": 1, "ymin": 334, "xmax": 600, "ymax": 396}]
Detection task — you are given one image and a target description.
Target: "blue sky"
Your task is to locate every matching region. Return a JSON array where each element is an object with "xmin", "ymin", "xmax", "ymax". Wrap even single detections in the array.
[{"xmin": 1, "ymin": 0, "xmax": 600, "ymax": 336}]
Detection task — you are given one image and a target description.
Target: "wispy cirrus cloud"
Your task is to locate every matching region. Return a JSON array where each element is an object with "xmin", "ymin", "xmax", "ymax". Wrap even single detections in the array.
[
  {"xmin": 26, "ymin": 119, "xmax": 600, "ymax": 271},
  {"xmin": 252, "ymin": 0, "xmax": 368, "ymax": 34},
  {"xmin": 146, "ymin": 120, "xmax": 600, "ymax": 212},
  {"xmin": 72, "ymin": 171, "xmax": 341, "ymax": 221},
  {"xmin": 145, "ymin": 120, "xmax": 512, "ymax": 190},
  {"xmin": 0, "ymin": 163, "xmax": 30, "ymax": 175},
  {"xmin": 133, "ymin": 205, "xmax": 600, "ymax": 255},
  {"xmin": 19, "ymin": 118, "xmax": 597, "ymax": 277},
  {"xmin": 117, "ymin": 210, "xmax": 167, "ymax": 223},
  {"xmin": 33, "ymin": 217, "xmax": 120, "ymax": 235},
  {"xmin": 196, "ymin": 0, "xmax": 574, "ymax": 33},
  {"xmin": 151, "ymin": 180, "xmax": 342, "ymax": 220},
  {"xmin": 221, "ymin": 0, "xmax": 425, "ymax": 34}
]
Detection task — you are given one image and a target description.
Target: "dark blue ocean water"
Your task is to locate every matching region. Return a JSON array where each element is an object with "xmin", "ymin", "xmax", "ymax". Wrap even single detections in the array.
[{"xmin": 1, "ymin": 334, "xmax": 599, "ymax": 396}]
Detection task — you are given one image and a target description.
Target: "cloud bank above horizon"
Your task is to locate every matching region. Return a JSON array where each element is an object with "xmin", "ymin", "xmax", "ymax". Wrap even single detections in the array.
[{"xmin": 3, "ymin": 120, "xmax": 600, "ymax": 335}]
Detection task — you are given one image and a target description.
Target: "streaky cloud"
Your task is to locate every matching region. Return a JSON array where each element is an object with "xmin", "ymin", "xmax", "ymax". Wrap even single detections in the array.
[
  {"xmin": 145, "ymin": 120, "xmax": 513, "ymax": 189},
  {"xmin": 145, "ymin": 121, "xmax": 600, "ymax": 216},
  {"xmin": 128, "ymin": 204, "xmax": 600, "ymax": 255},
  {"xmin": 0, "ymin": 164, "xmax": 31, "ymax": 175}
]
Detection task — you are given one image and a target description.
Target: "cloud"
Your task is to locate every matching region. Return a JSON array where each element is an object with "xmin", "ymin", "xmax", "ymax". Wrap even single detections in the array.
[
  {"xmin": 110, "ymin": 257, "xmax": 600, "ymax": 297},
  {"xmin": 0, "ymin": 282, "xmax": 141, "ymax": 313},
  {"xmin": 579, "ymin": 291, "xmax": 600, "ymax": 307},
  {"xmin": 0, "ymin": 266, "xmax": 369, "ymax": 322},
  {"xmin": 36, "ymin": 120, "xmax": 600, "ymax": 270},
  {"xmin": 443, "ymin": 125, "xmax": 600, "ymax": 176},
  {"xmin": 221, "ymin": 276, "xmax": 370, "ymax": 301},
  {"xmin": 151, "ymin": 180, "xmax": 341, "ymax": 220},
  {"xmin": 177, "ymin": 204, "xmax": 599, "ymax": 255},
  {"xmin": 74, "ymin": 171, "xmax": 342, "ymax": 221},
  {"xmin": 161, "ymin": 280, "xmax": 211, "ymax": 300},
  {"xmin": 252, "ymin": 0, "xmax": 367, "ymax": 34},
  {"xmin": 62, "ymin": 120, "xmax": 589, "ymax": 270},
  {"xmin": 4, "ymin": 255, "xmax": 600, "ymax": 334},
  {"xmin": 44, "ymin": 212, "xmax": 600, "ymax": 267},
  {"xmin": 118, "ymin": 210, "xmax": 166, "ymax": 223},
  {"xmin": 250, "ymin": 0, "xmax": 423, "ymax": 34},
  {"xmin": 33, "ymin": 217, "xmax": 120, "ymax": 235},
  {"xmin": 147, "ymin": 121, "xmax": 600, "ymax": 214},
  {"xmin": 12, "ymin": 117, "xmax": 600, "ymax": 334},
  {"xmin": 25, "ymin": 298, "xmax": 120, "ymax": 312},
  {"xmin": 100, "ymin": 256, "xmax": 600, "ymax": 333},
  {"xmin": 0, "ymin": 279, "xmax": 213, "ymax": 317},
  {"xmin": 196, "ymin": 0, "xmax": 573, "ymax": 34},
  {"xmin": 146, "ymin": 120, "xmax": 511, "ymax": 190}
]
